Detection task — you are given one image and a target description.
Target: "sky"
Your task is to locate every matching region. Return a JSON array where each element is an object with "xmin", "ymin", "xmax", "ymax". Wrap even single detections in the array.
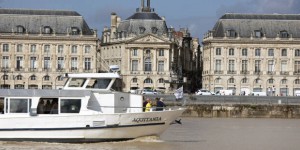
[{"xmin": 1, "ymin": 0, "xmax": 300, "ymax": 40}]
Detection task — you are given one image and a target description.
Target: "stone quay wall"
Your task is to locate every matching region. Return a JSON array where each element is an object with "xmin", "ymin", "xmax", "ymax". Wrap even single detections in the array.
[{"xmin": 144, "ymin": 94, "xmax": 300, "ymax": 118}]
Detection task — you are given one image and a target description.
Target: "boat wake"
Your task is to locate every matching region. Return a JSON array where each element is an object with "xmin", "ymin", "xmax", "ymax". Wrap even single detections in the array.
[{"xmin": 128, "ymin": 136, "xmax": 164, "ymax": 143}]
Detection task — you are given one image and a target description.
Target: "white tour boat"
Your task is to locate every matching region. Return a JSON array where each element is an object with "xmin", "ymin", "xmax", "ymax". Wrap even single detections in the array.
[{"xmin": 0, "ymin": 70, "xmax": 185, "ymax": 142}]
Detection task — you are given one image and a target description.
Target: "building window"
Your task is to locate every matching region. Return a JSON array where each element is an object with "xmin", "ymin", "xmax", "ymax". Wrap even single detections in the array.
[
  {"xmin": 254, "ymin": 30, "xmax": 262, "ymax": 38},
  {"xmin": 227, "ymin": 29, "xmax": 236, "ymax": 37},
  {"xmin": 17, "ymin": 25, "xmax": 25, "ymax": 33},
  {"xmin": 71, "ymin": 27, "xmax": 80, "ymax": 35},
  {"xmin": 228, "ymin": 60, "xmax": 235, "ymax": 72},
  {"xmin": 281, "ymin": 79, "xmax": 287, "ymax": 84},
  {"xmin": 295, "ymin": 79, "xmax": 300, "ymax": 84},
  {"xmin": 30, "ymin": 57, "xmax": 37, "ymax": 69},
  {"xmin": 16, "ymin": 56, "xmax": 23, "ymax": 70},
  {"xmin": 281, "ymin": 49, "xmax": 287, "ymax": 56},
  {"xmin": 216, "ymin": 48, "xmax": 221, "ymax": 55},
  {"xmin": 268, "ymin": 60, "xmax": 275, "ymax": 72},
  {"xmin": 2, "ymin": 56, "xmax": 9, "ymax": 68},
  {"xmin": 58, "ymin": 45, "xmax": 64, "ymax": 53},
  {"xmin": 242, "ymin": 48, "xmax": 247, "ymax": 56},
  {"xmin": 255, "ymin": 78, "xmax": 261, "ymax": 84},
  {"xmin": 215, "ymin": 78, "xmax": 221, "ymax": 84},
  {"xmin": 215, "ymin": 60, "xmax": 221, "ymax": 71},
  {"xmin": 71, "ymin": 57, "xmax": 78, "ymax": 70},
  {"xmin": 31, "ymin": 45, "xmax": 36, "ymax": 53},
  {"xmin": 242, "ymin": 60, "xmax": 248, "ymax": 72},
  {"xmin": 242, "ymin": 78, "xmax": 248, "ymax": 84},
  {"xmin": 280, "ymin": 31, "xmax": 289, "ymax": 38},
  {"xmin": 133, "ymin": 49, "xmax": 138, "ymax": 56},
  {"xmin": 3, "ymin": 44, "xmax": 9, "ymax": 52},
  {"xmin": 2, "ymin": 75, "xmax": 8, "ymax": 80},
  {"xmin": 144, "ymin": 78, "xmax": 153, "ymax": 84},
  {"xmin": 16, "ymin": 75, "xmax": 22, "ymax": 80},
  {"xmin": 85, "ymin": 45, "xmax": 91, "ymax": 53},
  {"xmin": 281, "ymin": 61, "xmax": 287, "ymax": 72},
  {"xmin": 132, "ymin": 78, "xmax": 137, "ymax": 83},
  {"xmin": 268, "ymin": 49, "xmax": 274, "ymax": 56},
  {"xmin": 57, "ymin": 57, "xmax": 64, "ymax": 70},
  {"xmin": 131, "ymin": 60, "xmax": 138, "ymax": 71},
  {"xmin": 228, "ymin": 78, "xmax": 235, "ymax": 84},
  {"xmin": 295, "ymin": 49, "xmax": 300, "ymax": 57},
  {"xmin": 255, "ymin": 60, "xmax": 261, "ymax": 73},
  {"xmin": 158, "ymin": 61, "xmax": 164, "ymax": 72},
  {"xmin": 158, "ymin": 78, "xmax": 164, "ymax": 83},
  {"xmin": 16, "ymin": 44, "xmax": 23, "ymax": 52},
  {"xmin": 44, "ymin": 26, "xmax": 52, "ymax": 34},
  {"xmin": 44, "ymin": 57, "xmax": 50, "ymax": 70},
  {"xmin": 44, "ymin": 45, "xmax": 50, "ymax": 53},
  {"xmin": 144, "ymin": 58, "xmax": 152, "ymax": 71},
  {"xmin": 255, "ymin": 49, "xmax": 261, "ymax": 56},
  {"xmin": 71, "ymin": 45, "xmax": 77, "ymax": 54},
  {"xmin": 159, "ymin": 49, "xmax": 164, "ymax": 56},
  {"xmin": 139, "ymin": 27, "xmax": 146, "ymax": 34},
  {"xmin": 44, "ymin": 75, "xmax": 50, "ymax": 81},
  {"xmin": 268, "ymin": 79, "xmax": 274, "ymax": 84},
  {"xmin": 294, "ymin": 61, "xmax": 300, "ymax": 73},
  {"xmin": 84, "ymin": 58, "xmax": 91, "ymax": 70},
  {"xmin": 229, "ymin": 48, "xmax": 234, "ymax": 56},
  {"xmin": 152, "ymin": 27, "xmax": 158, "ymax": 34},
  {"xmin": 30, "ymin": 75, "xmax": 36, "ymax": 81}
]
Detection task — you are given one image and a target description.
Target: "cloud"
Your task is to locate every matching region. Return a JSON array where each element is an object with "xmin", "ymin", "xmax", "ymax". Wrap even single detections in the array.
[{"xmin": 217, "ymin": 0, "xmax": 300, "ymax": 16}]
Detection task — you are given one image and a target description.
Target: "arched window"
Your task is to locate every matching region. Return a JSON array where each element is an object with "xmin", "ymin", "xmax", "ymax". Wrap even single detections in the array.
[
  {"xmin": 158, "ymin": 78, "xmax": 164, "ymax": 83},
  {"xmin": 227, "ymin": 29, "xmax": 236, "ymax": 37},
  {"xmin": 44, "ymin": 75, "xmax": 50, "ymax": 81},
  {"xmin": 144, "ymin": 78, "xmax": 153, "ymax": 84},
  {"xmin": 132, "ymin": 78, "xmax": 138, "ymax": 83},
  {"xmin": 241, "ymin": 78, "xmax": 248, "ymax": 84},
  {"xmin": 215, "ymin": 78, "xmax": 222, "ymax": 84},
  {"xmin": 268, "ymin": 79, "xmax": 274, "ymax": 84},
  {"xmin": 139, "ymin": 27, "xmax": 146, "ymax": 34},
  {"xmin": 228, "ymin": 78, "xmax": 235, "ymax": 84},
  {"xmin": 295, "ymin": 79, "xmax": 300, "ymax": 84},
  {"xmin": 144, "ymin": 58, "xmax": 152, "ymax": 71},
  {"xmin": 30, "ymin": 75, "xmax": 36, "ymax": 81},
  {"xmin": 151, "ymin": 27, "xmax": 158, "ymax": 34},
  {"xmin": 16, "ymin": 25, "xmax": 25, "ymax": 34},
  {"xmin": 295, "ymin": 49, "xmax": 300, "ymax": 57},
  {"xmin": 71, "ymin": 27, "xmax": 80, "ymax": 35},
  {"xmin": 280, "ymin": 30, "xmax": 289, "ymax": 38},
  {"xmin": 16, "ymin": 75, "xmax": 22, "ymax": 80},
  {"xmin": 281, "ymin": 79, "xmax": 287, "ymax": 84},
  {"xmin": 43, "ymin": 26, "xmax": 52, "ymax": 34}
]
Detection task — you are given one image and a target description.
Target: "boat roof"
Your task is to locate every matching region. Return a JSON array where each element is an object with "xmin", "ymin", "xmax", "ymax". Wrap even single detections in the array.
[
  {"xmin": 0, "ymin": 89, "xmax": 93, "ymax": 97},
  {"xmin": 66, "ymin": 73, "xmax": 120, "ymax": 79}
]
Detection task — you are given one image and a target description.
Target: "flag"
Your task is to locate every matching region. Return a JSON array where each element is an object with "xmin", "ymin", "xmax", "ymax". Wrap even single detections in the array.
[{"xmin": 174, "ymin": 86, "xmax": 183, "ymax": 99}]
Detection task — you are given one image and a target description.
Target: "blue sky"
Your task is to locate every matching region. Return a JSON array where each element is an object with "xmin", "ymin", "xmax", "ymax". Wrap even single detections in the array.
[{"xmin": 1, "ymin": 0, "xmax": 299, "ymax": 39}]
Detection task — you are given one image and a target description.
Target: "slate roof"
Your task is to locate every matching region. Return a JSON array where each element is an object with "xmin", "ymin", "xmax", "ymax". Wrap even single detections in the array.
[
  {"xmin": 212, "ymin": 13, "xmax": 300, "ymax": 38},
  {"xmin": 118, "ymin": 12, "xmax": 168, "ymax": 35},
  {"xmin": 0, "ymin": 8, "xmax": 93, "ymax": 35}
]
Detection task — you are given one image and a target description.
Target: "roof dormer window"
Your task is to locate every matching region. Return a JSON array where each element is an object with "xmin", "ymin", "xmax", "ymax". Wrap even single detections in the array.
[
  {"xmin": 151, "ymin": 27, "xmax": 158, "ymax": 34},
  {"xmin": 71, "ymin": 27, "xmax": 80, "ymax": 35},
  {"xmin": 44, "ymin": 26, "xmax": 52, "ymax": 34},
  {"xmin": 16, "ymin": 25, "xmax": 25, "ymax": 34},
  {"xmin": 280, "ymin": 30, "xmax": 289, "ymax": 38},
  {"xmin": 254, "ymin": 30, "xmax": 262, "ymax": 38},
  {"xmin": 139, "ymin": 27, "xmax": 146, "ymax": 34},
  {"xmin": 226, "ymin": 29, "xmax": 236, "ymax": 37}
]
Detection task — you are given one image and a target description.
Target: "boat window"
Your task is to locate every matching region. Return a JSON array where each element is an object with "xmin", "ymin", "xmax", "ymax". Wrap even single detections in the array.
[
  {"xmin": 60, "ymin": 99, "xmax": 81, "ymax": 113},
  {"xmin": 37, "ymin": 98, "xmax": 58, "ymax": 114},
  {"xmin": 69, "ymin": 78, "xmax": 86, "ymax": 87},
  {"xmin": 87, "ymin": 79, "xmax": 111, "ymax": 89},
  {"xmin": 0, "ymin": 98, "xmax": 3, "ymax": 114},
  {"xmin": 10, "ymin": 99, "xmax": 28, "ymax": 113}
]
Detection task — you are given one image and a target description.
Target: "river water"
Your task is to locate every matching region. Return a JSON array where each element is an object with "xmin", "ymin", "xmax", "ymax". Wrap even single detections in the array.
[{"xmin": 0, "ymin": 118, "xmax": 300, "ymax": 150}]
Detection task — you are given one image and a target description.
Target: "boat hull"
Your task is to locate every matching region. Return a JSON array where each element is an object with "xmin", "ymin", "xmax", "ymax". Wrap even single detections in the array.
[{"xmin": 0, "ymin": 109, "xmax": 185, "ymax": 142}]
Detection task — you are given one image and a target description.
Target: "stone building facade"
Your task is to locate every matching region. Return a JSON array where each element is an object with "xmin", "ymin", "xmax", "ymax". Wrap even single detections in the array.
[
  {"xmin": 203, "ymin": 13, "xmax": 300, "ymax": 96},
  {"xmin": 100, "ymin": 0, "xmax": 198, "ymax": 93},
  {"xmin": 0, "ymin": 9, "xmax": 98, "ymax": 89}
]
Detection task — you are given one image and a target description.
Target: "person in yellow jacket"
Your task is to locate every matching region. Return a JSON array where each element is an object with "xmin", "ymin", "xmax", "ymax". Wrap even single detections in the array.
[{"xmin": 145, "ymin": 98, "xmax": 152, "ymax": 112}]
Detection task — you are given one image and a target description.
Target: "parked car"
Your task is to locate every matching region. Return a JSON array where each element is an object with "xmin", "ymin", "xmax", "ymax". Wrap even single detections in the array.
[
  {"xmin": 215, "ymin": 90, "xmax": 233, "ymax": 95},
  {"xmin": 195, "ymin": 89, "xmax": 215, "ymax": 95},
  {"xmin": 141, "ymin": 89, "xmax": 157, "ymax": 95}
]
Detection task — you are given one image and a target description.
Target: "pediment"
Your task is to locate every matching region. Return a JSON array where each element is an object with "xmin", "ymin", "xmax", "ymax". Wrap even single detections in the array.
[{"xmin": 128, "ymin": 34, "xmax": 170, "ymax": 44}]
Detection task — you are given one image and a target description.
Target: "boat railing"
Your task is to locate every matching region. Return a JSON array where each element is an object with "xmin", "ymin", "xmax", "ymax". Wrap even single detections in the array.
[{"xmin": 87, "ymin": 105, "xmax": 179, "ymax": 112}]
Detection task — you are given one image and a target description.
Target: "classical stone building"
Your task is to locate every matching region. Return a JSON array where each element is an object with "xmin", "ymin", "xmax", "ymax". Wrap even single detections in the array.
[
  {"xmin": 203, "ymin": 13, "xmax": 300, "ymax": 96},
  {"xmin": 100, "ymin": 0, "xmax": 198, "ymax": 93},
  {"xmin": 0, "ymin": 9, "xmax": 98, "ymax": 89}
]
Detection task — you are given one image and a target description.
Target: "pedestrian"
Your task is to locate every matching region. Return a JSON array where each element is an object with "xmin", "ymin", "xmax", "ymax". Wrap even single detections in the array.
[
  {"xmin": 145, "ymin": 98, "xmax": 152, "ymax": 112},
  {"xmin": 272, "ymin": 86, "xmax": 276, "ymax": 96},
  {"xmin": 156, "ymin": 98, "xmax": 166, "ymax": 111},
  {"xmin": 268, "ymin": 87, "xmax": 271, "ymax": 96}
]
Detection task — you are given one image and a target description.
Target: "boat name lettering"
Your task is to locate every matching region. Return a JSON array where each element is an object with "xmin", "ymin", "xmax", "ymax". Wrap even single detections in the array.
[{"xmin": 132, "ymin": 117, "xmax": 161, "ymax": 123}]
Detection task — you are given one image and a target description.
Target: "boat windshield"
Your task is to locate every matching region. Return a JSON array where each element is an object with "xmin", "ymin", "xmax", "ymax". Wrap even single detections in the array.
[
  {"xmin": 87, "ymin": 78, "xmax": 112, "ymax": 89},
  {"xmin": 68, "ymin": 78, "xmax": 86, "ymax": 87}
]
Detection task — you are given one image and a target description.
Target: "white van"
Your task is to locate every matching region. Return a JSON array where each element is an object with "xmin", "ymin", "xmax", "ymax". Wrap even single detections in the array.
[
  {"xmin": 215, "ymin": 90, "xmax": 233, "ymax": 95},
  {"xmin": 251, "ymin": 92, "xmax": 267, "ymax": 96},
  {"xmin": 295, "ymin": 90, "xmax": 300, "ymax": 96}
]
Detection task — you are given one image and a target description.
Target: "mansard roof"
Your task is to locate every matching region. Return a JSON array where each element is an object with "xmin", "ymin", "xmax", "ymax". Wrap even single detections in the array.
[
  {"xmin": 0, "ymin": 8, "xmax": 93, "ymax": 35},
  {"xmin": 212, "ymin": 13, "xmax": 300, "ymax": 38},
  {"xmin": 118, "ymin": 12, "xmax": 168, "ymax": 36}
]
